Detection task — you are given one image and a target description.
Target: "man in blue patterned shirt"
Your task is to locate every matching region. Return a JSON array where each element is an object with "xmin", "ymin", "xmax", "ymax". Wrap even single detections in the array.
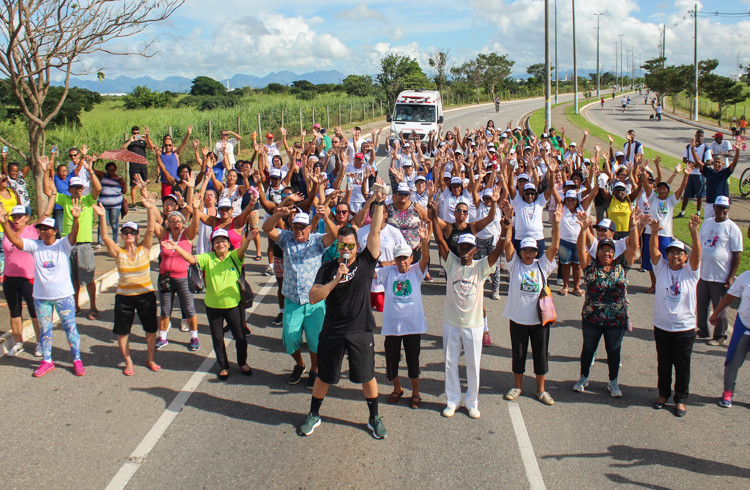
[{"xmin": 263, "ymin": 206, "xmax": 338, "ymax": 388}]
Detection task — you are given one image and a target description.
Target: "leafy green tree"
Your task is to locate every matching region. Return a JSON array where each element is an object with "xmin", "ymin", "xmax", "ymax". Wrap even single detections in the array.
[
  {"xmin": 378, "ymin": 54, "xmax": 431, "ymax": 106},
  {"xmin": 342, "ymin": 75, "xmax": 374, "ymax": 97},
  {"xmin": 122, "ymin": 85, "xmax": 173, "ymax": 110},
  {"xmin": 478, "ymin": 53, "xmax": 514, "ymax": 99},
  {"xmin": 701, "ymin": 74, "xmax": 747, "ymax": 125},
  {"xmin": 428, "ymin": 51, "xmax": 450, "ymax": 95},
  {"xmin": 265, "ymin": 83, "xmax": 287, "ymax": 94},
  {"xmin": 190, "ymin": 76, "xmax": 226, "ymax": 96}
]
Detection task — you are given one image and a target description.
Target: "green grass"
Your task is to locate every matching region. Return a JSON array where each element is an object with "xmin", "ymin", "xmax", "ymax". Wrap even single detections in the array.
[{"xmin": 528, "ymin": 99, "xmax": 750, "ymax": 272}]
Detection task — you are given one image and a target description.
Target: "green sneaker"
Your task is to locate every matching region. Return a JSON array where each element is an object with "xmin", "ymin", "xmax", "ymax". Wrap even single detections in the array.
[
  {"xmin": 367, "ymin": 415, "xmax": 387, "ymax": 439},
  {"xmin": 300, "ymin": 412, "xmax": 321, "ymax": 436}
]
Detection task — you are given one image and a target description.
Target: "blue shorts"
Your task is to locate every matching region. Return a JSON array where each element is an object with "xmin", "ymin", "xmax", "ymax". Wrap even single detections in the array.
[
  {"xmin": 684, "ymin": 174, "xmax": 706, "ymax": 199},
  {"xmin": 282, "ymin": 300, "xmax": 325, "ymax": 354},
  {"xmin": 558, "ymin": 239, "xmax": 579, "ymax": 265},
  {"xmin": 641, "ymin": 233, "xmax": 672, "ymax": 271}
]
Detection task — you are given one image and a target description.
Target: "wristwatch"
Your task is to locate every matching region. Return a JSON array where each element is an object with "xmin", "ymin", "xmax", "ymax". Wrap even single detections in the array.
[{"xmin": 372, "ymin": 200, "xmax": 385, "ymax": 206}]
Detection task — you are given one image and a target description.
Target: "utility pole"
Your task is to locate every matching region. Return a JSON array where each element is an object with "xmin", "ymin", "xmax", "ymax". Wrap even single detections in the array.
[
  {"xmin": 572, "ymin": 0, "xmax": 578, "ymax": 113},
  {"xmin": 692, "ymin": 3, "xmax": 698, "ymax": 121},
  {"xmin": 554, "ymin": 0, "xmax": 558, "ymax": 103},
  {"xmin": 613, "ymin": 41, "xmax": 619, "ymax": 94},
  {"xmin": 631, "ymin": 46, "xmax": 636, "ymax": 90},
  {"xmin": 545, "ymin": 0, "xmax": 551, "ymax": 125},
  {"xmin": 626, "ymin": 49, "xmax": 631, "ymax": 90},
  {"xmin": 618, "ymin": 34, "xmax": 624, "ymax": 93},
  {"xmin": 594, "ymin": 12, "xmax": 601, "ymax": 98}
]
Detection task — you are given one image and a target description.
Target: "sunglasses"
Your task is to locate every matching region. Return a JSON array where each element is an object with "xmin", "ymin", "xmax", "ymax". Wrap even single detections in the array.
[
  {"xmin": 455, "ymin": 209, "xmax": 469, "ymax": 215},
  {"xmin": 69, "ymin": 153, "xmax": 79, "ymax": 158},
  {"xmin": 121, "ymin": 229, "xmax": 138, "ymax": 236},
  {"xmin": 218, "ymin": 207, "xmax": 232, "ymax": 212},
  {"xmin": 336, "ymin": 242, "xmax": 356, "ymax": 250},
  {"xmin": 37, "ymin": 226, "xmax": 55, "ymax": 232},
  {"xmin": 335, "ymin": 209, "xmax": 349, "ymax": 215}
]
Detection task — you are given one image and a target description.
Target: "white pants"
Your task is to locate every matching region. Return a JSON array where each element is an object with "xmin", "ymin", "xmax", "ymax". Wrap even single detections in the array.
[
  {"xmin": 703, "ymin": 204, "xmax": 715, "ymax": 220},
  {"xmin": 443, "ymin": 321, "xmax": 483, "ymax": 410}
]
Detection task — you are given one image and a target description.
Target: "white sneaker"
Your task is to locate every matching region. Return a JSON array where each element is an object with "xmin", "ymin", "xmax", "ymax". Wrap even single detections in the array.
[
  {"xmin": 538, "ymin": 391, "xmax": 555, "ymax": 405},
  {"xmin": 180, "ymin": 319, "xmax": 189, "ymax": 332},
  {"xmin": 33, "ymin": 343, "xmax": 43, "ymax": 357},
  {"xmin": 504, "ymin": 387, "xmax": 522, "ymax": 400},
  {"xmin": 572, "ymin": 376, "xmax": 589, "ymax": 392},
  {"xmin": 442, "ymin": 405, "xmax": 456, "ymax": 417},
  {"xmin": 468, "ymin": 408, "xmax": 481, "ymax": 419},
  {"xmin": 491, "ymin": 290, "xmax": 501, "ymax": 300},
  {"xmin": 6, "ymin": 342, "xmax": 24, "ymax": 357}
]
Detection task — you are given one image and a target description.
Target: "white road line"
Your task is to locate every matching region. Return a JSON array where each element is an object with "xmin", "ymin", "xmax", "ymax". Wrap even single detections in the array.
[
  {"xmin": 507, "ymin": 403, "xmax": 546, "ymax": 490},
  {"xmin": 106, "ymin": 276, "xmax": 276, "ymax": 490}
]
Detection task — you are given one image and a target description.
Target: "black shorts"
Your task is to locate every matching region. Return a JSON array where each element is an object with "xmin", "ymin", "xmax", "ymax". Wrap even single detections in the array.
[
  {"xmin": 113, "ymin": 291, "xmax": 158, "ymax": 335},
  {"xmin": 317, "ymin": 330, "xmax": 375, "ymax": 385},
  {"xmin": 129, "ymin": 163, "xmax": 149, "ymax": 186},
  {"xmin": 3, "ymin": 276, "xmax": 36, "ymax": 319},
  {"xmin": 684, "ymin": 174, "xmax": 706, "ymax": 199}
]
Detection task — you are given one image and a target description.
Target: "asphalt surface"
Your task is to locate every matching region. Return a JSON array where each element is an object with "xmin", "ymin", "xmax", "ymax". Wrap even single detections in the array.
[{"xmin": 1, "ymin": 98, "xmax": 748, "ymax": 489}]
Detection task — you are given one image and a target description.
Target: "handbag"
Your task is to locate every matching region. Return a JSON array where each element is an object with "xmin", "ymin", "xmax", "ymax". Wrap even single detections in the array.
[
  {"xmin": 157, "ymin": 272, "xmax": 172, "ymax": 293},
  {"xmin": 536, "ymin": 263, "xmax": 557, "ymax": 327},
  {"xmin": 187, "ymin": 263, "xmax": 204, "ymax": 293},
  {"xmin": 230, "ymin": 254, "xmax": 254, "ymax": 309}
]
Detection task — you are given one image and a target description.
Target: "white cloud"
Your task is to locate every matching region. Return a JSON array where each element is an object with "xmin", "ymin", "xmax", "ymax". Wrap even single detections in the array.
[{"xmin": 336, "ymin": 4, "xmax": 385, "ymax": 22}]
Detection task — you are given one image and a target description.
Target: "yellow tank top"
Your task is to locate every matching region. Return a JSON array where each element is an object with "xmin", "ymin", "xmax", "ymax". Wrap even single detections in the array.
[
  {"xmin": 0, "ymin": 191, "xmax": 18, "ymax": 233},
  {"xmin": 608, "ymin": 197, "xmax": 632, "ymax": 232},
  {"xmin": 116, "ymin": 246, "xmax": 154, "ymax": 295}
]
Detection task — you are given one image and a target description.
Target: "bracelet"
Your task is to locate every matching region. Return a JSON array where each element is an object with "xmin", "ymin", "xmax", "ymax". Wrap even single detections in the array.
[
  {"xmin": 500, "ymin": 236, "xmax": 507, "ymax": 240},
  {"xmin": 372, "ymin": 200, "xmax": 385, "ymax": 206}
]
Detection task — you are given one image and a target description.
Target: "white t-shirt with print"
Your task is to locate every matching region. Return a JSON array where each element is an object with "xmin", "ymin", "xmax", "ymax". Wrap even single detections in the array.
[
  {"xmin": 357, "ymin": 223, "xmax": 408, "ymax": 293},
  {"xmin": 683, "ymin": 144, "xmax": 712, "ymax": 175},
  {"xmin": 511, "ymin": 193, "xmax": 547, "ymax": 240},
  {"xmin": 503, "ymin": 253, "xmax": 557, "ymax": 325},
  {"xmin": 346, "ymin": 162, "xmax": 372, "ymax": 213},
  {"xmin": 22, "ymin": 238, "xmax": 75, "ymax": 300},
  {"xmin": 443, "ymin": 253, "xmax": 495, "ymax": 329},
  {"xmin": 699, "ymin": 218, "xmax": 743, "ymax": 283},
  {"xmin": 475, "ymin": 201, "xmax": 501, "ymax": 240},
  {"xmin": 648, "ymin": 193, "xmax": 678, "ymax": 238},
  {"xmin": 653, "ymin": 258, "xmax": 700, "ymax": 332},
  {"xmin": 560, "ymin": 205, "xmax": 583, "ymax": 244},
  {"xmin": 727, "ymin": 270, "xmax": 750, "ymax": 327},
  {"xmin": 438, "ymin": 188, "xmax": 474, "ymax": 224},
  {"xmin": 373, "ymin": 264, "xmax": 428, "ymax": 336}
]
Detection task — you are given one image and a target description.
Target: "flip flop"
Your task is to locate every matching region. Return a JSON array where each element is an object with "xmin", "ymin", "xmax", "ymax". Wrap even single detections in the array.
[
  {"xmin": 645, "ymin": 287, "xmax": 655, "ymax": 294},
  {"xmin": 387, "ymin": 390, "xmax": 404, "ymax": 404},
  {"xmin": 146, "ymin": 361, "xmax": 161, "ymax": 372},
  {"xmin": 571, "ymin": 289, "xmax": 584, "ymax": 297},
  {"xmin": 122, "ymin": 367, "xmax": 135, "ymax": 376},
  {"xmin": 254, "ymin": 255, "xmax": 263, "ymax": 261},
  {"xmin": 558, "ymin": 288, "xmax": 568, "ymax": 296},
  {"xmin": 87, "ymin": 309, "xmax": 100, "ymax": 320},
  {"xmin": 410, "ymin": 395, "xmax": 422, "ymax": 409}
]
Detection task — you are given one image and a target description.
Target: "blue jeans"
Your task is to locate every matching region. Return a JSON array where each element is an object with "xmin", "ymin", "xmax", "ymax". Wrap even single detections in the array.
[
  {"xmin": 98, "ymin": 206, "xmax": 121, "ymax": 243},
  {"xmin": 53, "ymin": 208, "xmax": 64, "ymax": 235},
  {"xmin": 580, "ymin": 319, "xmax": 625, "ymax": 380},
  {"xmin": 34, "ymin": 296, "xmax": 80, "ymax": 362}
]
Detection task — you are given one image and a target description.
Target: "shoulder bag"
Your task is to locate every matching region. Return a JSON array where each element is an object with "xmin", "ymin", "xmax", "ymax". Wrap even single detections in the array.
[
  {"xmin": 536, "ymin": 263, "xmax": 557, "ymax": 327},
  {"xmin": 230, "ymin": 254, "xmax": 254, "ymax": 309}
]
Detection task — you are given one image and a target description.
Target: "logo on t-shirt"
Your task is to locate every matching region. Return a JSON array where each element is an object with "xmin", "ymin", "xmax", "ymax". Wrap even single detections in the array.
[
  {"xmin": 665, "ymin": 275, "xmax": 681, "ymax": 302},
  {"xmin": 657, "ymin": 201, "xmax": 668, "ymax": 218},
  {"xmin": 337, "ymin": 265, "xmax": 358, "ymax": 284},
  {"xmin": 520, "ymin": 270, "xmax": 541, "ymax": 293},
  {"xmin": 392, "ymin": 279, "xmax": 412, "ymax": 297},
  {"xmin": 42, "ymin": 260, "xmax": 55, "ymax": 269},
  {"xmin": 704, "ymin": 233, "xmax": 720, "ymax": 249}
]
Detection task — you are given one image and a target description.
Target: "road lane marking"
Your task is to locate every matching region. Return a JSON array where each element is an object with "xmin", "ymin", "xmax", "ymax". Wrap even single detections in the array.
[
  {"xmin": 106, "ymin": 276, "xmax": 276, "ymax": 490},
  {"xmin": 508, "ymin": 403, "xmax": 546, "ymax": 490}
]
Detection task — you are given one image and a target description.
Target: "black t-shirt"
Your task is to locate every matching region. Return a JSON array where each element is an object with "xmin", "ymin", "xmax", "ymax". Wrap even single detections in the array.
[
  {"xmin": 127, "ymin": 139, "xmax": 148, "ymax": 164},
  {"xmin": 314, "ymin": 247, "xmax": 378, "ymax": 335}
]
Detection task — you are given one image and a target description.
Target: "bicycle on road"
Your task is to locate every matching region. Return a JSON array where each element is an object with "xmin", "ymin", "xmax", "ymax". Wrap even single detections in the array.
[
  {"xmin": 494, "ymin": 97, "xmax": 500, "ymax": 113},
  {"xmin": 740, "ymin": 166, "xmax": 750, "ymax": 197}
]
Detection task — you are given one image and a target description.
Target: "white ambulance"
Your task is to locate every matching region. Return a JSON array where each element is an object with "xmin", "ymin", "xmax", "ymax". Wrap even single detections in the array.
[{"xmin": 386, "ymin": 89, "xmax": 444, "ymax": 147}]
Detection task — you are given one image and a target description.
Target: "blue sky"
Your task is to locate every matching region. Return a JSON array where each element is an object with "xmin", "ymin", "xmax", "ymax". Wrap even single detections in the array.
[{"xmin": 80, "ymin": 0, "xmax": 750, "ymax": 81}]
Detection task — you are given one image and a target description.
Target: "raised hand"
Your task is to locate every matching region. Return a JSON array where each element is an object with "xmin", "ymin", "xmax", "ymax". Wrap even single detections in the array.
[
  {"xmin": 201, "ymin": 146, "xmax": 209, "ymax": 157},
  {"xmin": 192, "ymin": 193, "xmax": 202, "ymax": 209},
  {"xmin": 275, "ymin": 206, "xmax": 293, "ymax": 217},
  {"xmin": 685, "ymin": 162, "xmax": 694, "ymax": 174},
  {"xmin": 608, "ymin": 134, "xmax": 614, "ymax": 145},
  {"xmin": 584, "ymin": 128, "xmax": 589, "ymax": 137},
  {"xmin": 71, "ymin": 198, "xmax": 82, "ymax": 218},
  {"xmin": 492, "ymin": 185, "xmax": 502, "ymax": 202},
  {"xmin": 187, "ymin": 125, "xmax": 193, "ymax": 135},
  {"xmin": 674, "ymin": 162, "xmax": 683, "ymax": 173},
  {"xmin": 280, "ymin": 127, "xmax": 287, "ymax": 137},
  {"xmin": 552, "ymin": 203, "xmax": 563, "ymax": 223},
  {"xmin": 133, "ymin": 174, "xmax": 148, "ymax": 190},
  {"xmin": 161, "ymin": 239, "xmax": 179, "ymax": 251},
  {"xmin": 186, "ymin": 171, "xmax": 197, "ymax": 188},
  {"xmin": 91, "ymin": 202, "xmax": 106, "ymax": 217},
  {"xmin": 418, "ymin": 220, "xmax": 432, "ymax": 242},
  {"xmin": 38, "ymin": 155, "xmax": 50, "ymax": 171},
  {"xmin": 81, "ymin": 144, "xmax": 88, "ymax": 156},
  {"xmin": 0, "ymin": 207, "xmax": 8, "ymax": 224},
  {"xmin": 193, "ymin": 139, "xmax": 199, "ymax": 149},
  {"xmin": 576, "ymin": 210, "xmax": 591, "ymax": 229},
  {"xmin": 688, "ymin": 214, "xmax": 701, "ymax": 233},
  {"xmin": 426, "ymin": 180, "xmax": 436, "ymax": 198}
]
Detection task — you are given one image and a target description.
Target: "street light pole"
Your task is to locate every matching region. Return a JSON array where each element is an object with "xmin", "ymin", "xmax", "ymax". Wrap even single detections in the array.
[
  {"xmin": 594, "ymin": 12, "xmax": 601, "ymax": 98},
  {"xmin": 613, "ymin": 41, "xmax": 619, "ymax": 95},
  {"xmin": 554, "ymin": 0, "xmax": 558, "ymax": 103},
  {"xmin": 545, "ymin": 0, "xmax": 551, "ymax": 125},
  {"xmin": 693, "ymin": 3, "xmax": 699, "ymax": 121},
  {"xmin": 572, "ymin": 0, "xmax": 578, "ymax": 113},
  {"xmin": 618, "ymin": 34, "xmax": 624, "ymax": 93}
]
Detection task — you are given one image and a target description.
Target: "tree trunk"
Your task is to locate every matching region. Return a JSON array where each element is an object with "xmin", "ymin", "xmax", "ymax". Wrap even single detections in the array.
[{"xmin": 28, "ymin": 123, "xmax": 49, "ymax": 217}]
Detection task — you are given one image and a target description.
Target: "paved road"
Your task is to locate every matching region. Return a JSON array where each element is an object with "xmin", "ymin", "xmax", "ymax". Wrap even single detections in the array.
[
  {"xmin": 583, "ymin": 96, "xmax": 750, "ymax": 175},
  {"xmin": 1, "ymin": 98, "xmax": 748, "ymax": 489}
]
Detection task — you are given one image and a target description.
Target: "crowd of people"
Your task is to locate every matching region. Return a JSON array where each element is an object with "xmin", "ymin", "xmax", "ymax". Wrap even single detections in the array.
[{"xmin": 0, "ymin": 113, "xmax": 748, "ymax": 439}]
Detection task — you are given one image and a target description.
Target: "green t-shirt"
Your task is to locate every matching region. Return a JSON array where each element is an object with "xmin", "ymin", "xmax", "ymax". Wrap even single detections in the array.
[
  {"xmin": 322, "ymin": 134, "xmax": 332, "ymax": 151},
  {"xmin": 196, "ymin": 249, "xmax": 242, "ymax": 309},
  {"xmin": 56, "ymin": 194, "xmax": 96, "ymax": 242}
]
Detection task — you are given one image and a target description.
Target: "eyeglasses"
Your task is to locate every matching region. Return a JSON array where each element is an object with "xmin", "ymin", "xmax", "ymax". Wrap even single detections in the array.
[
  {"xmin": 666, "ymin": 250, "xmax": 685, "ymax": 256},
  {"xmin": 337, "ymin": 242, "xmax": 356, "ymax": 250},
  {"xmin": 598, "ymin": 249, "xmax": 615, "ymax": 256},
  {"xmin": 69, "ymin": 153, "xmax": 79, "ymax": 158},
  {"xmin": 455, "ymin": 209, "xmax": 469, "ymax": 215},
  {"xmin": 164, "ymin": 144, "xmax": 174, "ymax": 148},
  {"xmin": 37, "ymin": 226, "xmax": 55, "ymax": 232},
  {"xmin": 335, "ymin": 209, "xmax": 348, "ymax": 215},
  {"xmin": 121, "ymin": 229, "xmax": 138, "ymax": 236}
]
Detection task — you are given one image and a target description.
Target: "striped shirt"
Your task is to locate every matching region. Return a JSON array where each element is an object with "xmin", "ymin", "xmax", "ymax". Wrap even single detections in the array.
[{"xmin": 115, "ymin": 246, "xmax": 154, "ymax": 295}]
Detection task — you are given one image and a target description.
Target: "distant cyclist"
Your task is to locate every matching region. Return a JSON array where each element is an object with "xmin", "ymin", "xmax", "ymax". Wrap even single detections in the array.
[{"xmin": 494, "ymin": 97, "xmax": 500, "ymax": 113}]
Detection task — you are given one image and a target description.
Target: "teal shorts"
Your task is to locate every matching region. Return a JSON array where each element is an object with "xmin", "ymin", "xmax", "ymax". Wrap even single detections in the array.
[{"xmin": 282, "ymin": 300, "xmax": 326, "ymax": 354}]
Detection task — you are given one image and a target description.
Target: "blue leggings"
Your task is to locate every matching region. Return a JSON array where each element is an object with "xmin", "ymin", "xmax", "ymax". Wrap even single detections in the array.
[{"xmin": 34, "ymin": 296, "xmax": 81, "ymax": 362}]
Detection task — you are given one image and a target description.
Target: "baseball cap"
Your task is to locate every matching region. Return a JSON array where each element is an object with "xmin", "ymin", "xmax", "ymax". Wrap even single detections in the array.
[
  {"xmin": 714, "ymin": 196, "xmax": 730, "ymax": 208},
  {"xmin": 35, "ymin": 217, "xmax": 56, "ymax": 229},
  {"xmin": 397, "ymin": 182, "xmax": 411, "ymax": 194},
  {"xmin": 613, "ymin": 182, "xmax": 627, "ymax": 191},
  {"xmin": 569, "ymin": 142, "xmax": 577, "ymax": 147},
  {"xmin": 10, "ymin": 205, "xmax": 27, "ymax": 216},
  {"xmin": 308, "ymin": 155, "xmax": 319, "ymax": 163},
  {"xmin": 656, "ymin": 181, "xmax": 670, "ymax": 190},
  {"xmin": 291, "ymin": 213, "xmax": 310, "ymax": 226},
  {"xmin": 313, "ymin": 123, "xmax": 321, "ymax": 129},
  {"xmin": 517, "ymin": 173, "xmax": 530, "ymax": 182},
  {"xmin": 564, "ymin": 180, "xmax": 576, "ymax": 188},
  {"xmin": 482, "ymin": 189, "xmax": 494, "ymax": 199},
  {"xmin": 713, "ymin": 132, "xmax": 723, "ymax": 139},
  {"xmin": 594, "ymin": 218, "xmax": 616, "ymax": 232},
  {"xmin": 541, "ymin": 133, "xmax": 549, "ymax": 139},
  {"xmin": 523, "ymin": 145, "xmax": 532, "ymax": 151},
  {"xmin": 120, "ymin": 221, "xmax": 139, "ymax": 231},
  {"xmin": 500, "ymin": 132, "xmax": 508, "ymax": 138},
  {"xmin": 415, "ymin": 175, "xmax": 426, "ymax": 182},
  {"xmin": 520, "ymin": 237, "xmax": 538, "ymax": 250},
  {"xmin": 402, "ymin": 160, "xmax": 413, "ymax": 167},
  {"xmin": 162, "ymin": 193, "xmax": 178, "ymax": 203},
  {"xmin": 211, "ymin": 229, "xmax": 229, "ymax": 241},
  {"xmin": 69, "ymin": 177, "xmax": 84, "ymax": 187},
  {"xmin": 515, "ymin": 126, "xmax": 522, "ymax": 131},
  {"xmin": 450, "ymin": 177, "xmax": 463, "ymax": 186},
  {"xmin": 354, "ymin": 152, "xmax": 365, "ymax": 160},
  {"xmin": 598, "ymin": 238, "xmax": 616, "ymax": 252},
  {"xmin": 443, "ymin": 171, "xmax": 452, "ymax": 179},
  {"xmin": 324, "ymin": 188, "xmax": 336, "ymax": 196},
  {"xmin": 615, "ymin": 151, "xmax": 625, "ymax": 157},
  {"xmin": 393, "ymin": 243, "xmax": 412, "ymax": 258},
  {"xmin": 666, "ymin": 240, "xmax": 687, "ymax": 253},
  {"xmin": 455, "ymin": 148, "xmax": 464, "ymax": 155},
  {"xmin": 217, "ymin": 198, "xmax": 233, "ymax": 209},
  {"xmin": 265, "ymin": 133, "xmax": 274, "ymax": 139},
  {"xmin": 457, "ymin": 234, "xmax": 477, "ymax": 247},
  {"xmin": 523, "ymin": 183, "xmax": 537, "ymax": 192},
  {"xmin": 269, "ymin": 168, "xmax": 282, "ymax": 178},
  {"xmin": 564, "ymin": 190, "xmax": 578, "ymax": 200}
]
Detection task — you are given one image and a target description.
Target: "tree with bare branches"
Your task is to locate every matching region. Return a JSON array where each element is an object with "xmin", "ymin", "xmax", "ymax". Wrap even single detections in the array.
[{"xmin": 0, "ymin": 0, "xmax": 184, "ymax": 213}]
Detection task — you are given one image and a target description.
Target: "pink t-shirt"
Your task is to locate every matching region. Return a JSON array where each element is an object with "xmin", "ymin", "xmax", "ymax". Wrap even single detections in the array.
[
  {"xmin": 159, "ymin": 231, "xmax": 191, "ymax": 279},
  {"xmin": 3, "ymin": 225, "xmax": 38, "ymax": 279}
]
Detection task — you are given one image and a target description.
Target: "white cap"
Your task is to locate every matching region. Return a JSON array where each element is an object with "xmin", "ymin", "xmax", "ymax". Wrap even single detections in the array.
[
  {"xmin": 488, "ymin": 147, "xmax": 497, "ymax": 153},
  {"xmin": 450, "ymin": 177, "xmax": 463, "ymax": 186},
  {"xmin": 443, "ymin": 171, "xmax": 452, "ymax": 179},
  {"xmin": 35, "ymin": 217, "xmax": 55, "ymax": 229},
  {"xmin": 397, "ymin": 182, "xmax": 411, "ymax": 194},
  {"xmin": 613, "ymin": 182, "xmax": 627, "ymax": 191},
  {"xmin": 564, "ymin": 190, "xmax": 578, "ymax": 200},
  {"xmin": 324, "ymin": 188, "xmax": 336, "ymax": 196},
  {"xmin": 666, "ymin": 240, "xmax": 687, "ymax": 253},
  {"xmin": 69, "ymin": 177, "xmax": 84, "ymax": 187},
  {"xmin": 615, "ymin": 151, "xmax": 625, "ymax": 157},
  {"xmin": 308, "ymin": 155, "xmax": 319, "ymax": 163},
  {"xmin": 583, "ymin": 158, "xmax": 591, "ymax": 164},
  {"xmin": 269, "ymin": 168, "xmax": 282, "ymax": 178},
  {"xmin": 393, "ymin": 243, "xmax": 412, "ymax": 258},
  {"xmin": 211, "ymin": 229, "xmax": 229, "ymax": 241},
  {"xmin": 402, "ymin": 160, "xmax": 413, "ymax": 167},
  {"xmin": 482, "ymin": 189, "xmax": 494, "ymax": 199},
  {"xmin": 524, "ymin": 183, "xmax": 537, "ymax": 192},
  {"xmin": 291, "ymin": 213, "xmax": 310, "ymax": 225},
  {"xmin": 487, "ymin": 142, "xmax": 495, "ymax": 148},
  {"xmin": 515, "ymin": 126, "xmax": 522, "ymax": 131},
  {"xmin": 455, "ymin": 148, "xmax": 464, "ymax": 155},
  {"xmin": 517, "ymin": 173, "xmax": 530, "ymax": 181},
  {"xmin": 520, "ymin": 237, "xmax": 538, "ymax": 249},
  {"xmin": 217, "ymin": 198, "xmax": 233, "ymax": 208},
  {"xmin": 714, "ymin": 196, "xmax": 730, "ymax": 208},
  {"xmin": 500, "ymin": 132, "xmax": 508, "ymax": 138},
  {"xmin": 403, "ymin": 142, "xmax": 411, "ymax": 147},
  {"xmin": 457, "ymin": 234, "xmax": 476, "ymax": 247},
  {"xmin": 121, "ymin": 221, "xmax": 139, "ymax": 231},
  {"xmin": 541, "ymin": 133, "xmax": 549, "ymax": 138},
  {"xmin": 569, "ymin": 142, "xmax": 577, "ymax": 147},
  {"xmin": 564, "ymin": 180, "xmax": 575, "ymax": 187},
  {"xmin": 10, "ymin": 205, "xmax": 27, "ymax": 215},
  {"xmin": 594, "ymin": 218, "xmax": 615, "ymax": 231},
  {"xmin": 415, "ymin": 175, "xmax": 427, "ymax": 182}
]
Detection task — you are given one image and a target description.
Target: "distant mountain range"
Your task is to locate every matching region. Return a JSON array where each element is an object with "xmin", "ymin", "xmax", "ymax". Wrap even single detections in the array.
[{"xmin": 56, "ymin": 70, "xmax": 347, "ymax": 94}]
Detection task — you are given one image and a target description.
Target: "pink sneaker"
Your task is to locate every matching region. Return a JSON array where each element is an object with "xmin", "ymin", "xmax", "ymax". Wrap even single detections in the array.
[
  {"xmin": 33, "ymin": 361, "xmax": 55, "ymax": 377},
  {"xmin": 482, "ymin": 331, "xmax": 492, "ymax": 347},
  {"xmin": 73, "ymin": 360, "xmax": 86, "ymax": 377}
]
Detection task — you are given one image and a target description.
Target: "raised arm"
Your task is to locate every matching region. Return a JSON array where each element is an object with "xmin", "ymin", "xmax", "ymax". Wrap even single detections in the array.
[
  {"xmin": 576, "ymin": 212, "xmax": 593, "ymax": 269},
  {"xmin": 92, "ymin": 203, "xmax": 120, "ymax": 258},
  {"xmin": 687, "ymin": 214, "xmax": 701, "ymax": 271},
  {"xmin": 0, "ymin": 208, "xmax": 23, "ymax": 249},
  {"xmin": 545, "ymin": 204, "xmax": 563, "ymax": 262},
  {"xmin": 262, "ymin": 206, "xmax": 292, "ymax": 243},
  {"xmin": 673, "ymin": 162, "xmax": 691, "ymax": 201},
  {"xmin": 488, "ymin": 213, "xmax": 510, "ymax": 267},
  {"xmin": 428, "ymin": 201, "xmax": 450, "ymax": 261},
  {"xmin": 162, "ymin": 238, "xmax": 196, "ymax": 265},
  {"xmin": 175, "ymin": 126, "xmax": 193, "ymax": 155},
  {"xmin": 366, "ymin": 188, "xmax": 385, "ymax": 259}
]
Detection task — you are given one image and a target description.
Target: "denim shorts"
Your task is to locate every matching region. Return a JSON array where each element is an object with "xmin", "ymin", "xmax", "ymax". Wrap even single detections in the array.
[{"xmin": 558, "ymin": 239, "xmax": 579, "ymax": 265}]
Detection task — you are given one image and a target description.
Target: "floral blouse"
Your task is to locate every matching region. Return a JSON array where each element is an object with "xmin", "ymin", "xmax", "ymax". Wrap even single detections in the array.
[{"xmin": 581, "ymin": 255, "xmax": 629, "ymax": 327}]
